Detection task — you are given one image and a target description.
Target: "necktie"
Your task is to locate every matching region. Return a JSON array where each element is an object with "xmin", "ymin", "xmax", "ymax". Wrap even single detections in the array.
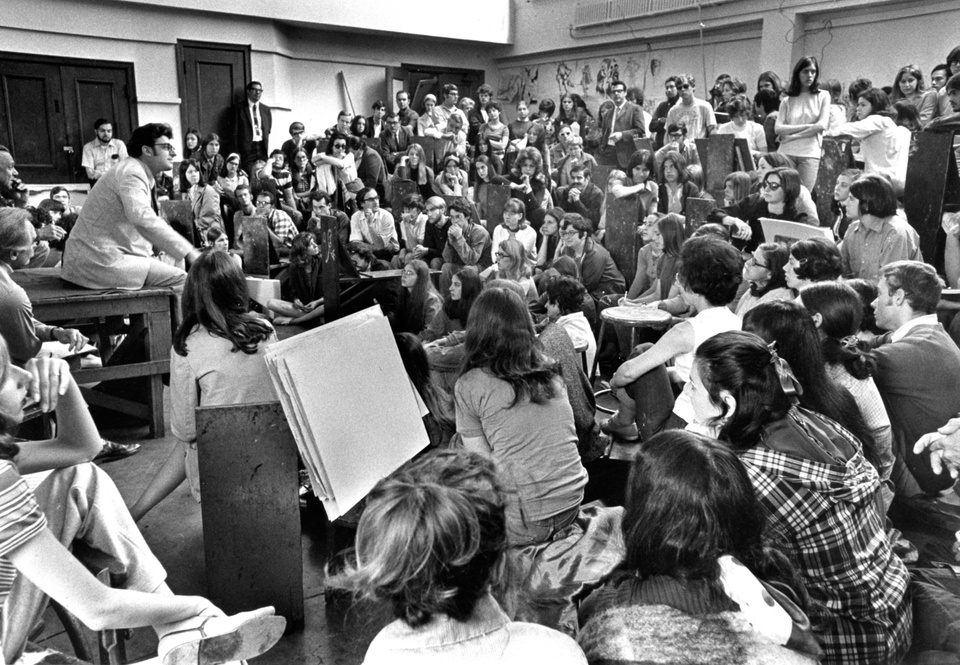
[{"xmin": 253, "ymin": 104, "xmax": 260, "ymax": 131}]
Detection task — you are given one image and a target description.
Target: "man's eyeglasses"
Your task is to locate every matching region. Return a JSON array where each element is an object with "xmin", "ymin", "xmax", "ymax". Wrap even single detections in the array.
[
  {"xmin": 256, "ymin": 201, "xmax": 271, "ymax": 207},
  {"xmin": 153, "ymin": 143, "xmax": 176, "ymax": 154},
  {"xmin": 248, "ymin": 87, "xmax": 263, "ymax": 93}
]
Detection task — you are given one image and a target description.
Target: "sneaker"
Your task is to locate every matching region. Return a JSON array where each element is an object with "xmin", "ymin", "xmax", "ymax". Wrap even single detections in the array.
[
  {"xmin": 599, "ymin": 414, "xmax": 639, "ymax": 442},
  {"xmin": 94, "ymin": 439, "xmax": 141, "ymax": 464}
]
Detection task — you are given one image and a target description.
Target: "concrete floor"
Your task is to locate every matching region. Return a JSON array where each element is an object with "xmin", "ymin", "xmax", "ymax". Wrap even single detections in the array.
[{"xmin": 31, "ymin": 385, "xmax": 394, "ymax": 665}]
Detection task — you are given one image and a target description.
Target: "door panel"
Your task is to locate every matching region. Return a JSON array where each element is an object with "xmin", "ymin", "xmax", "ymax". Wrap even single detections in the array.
[
  {"xmin": 179, "ymin": 43, "xmax": 249, "ymax": 158},
  {"xmin": 0, "ymin": 61, "xmax": 67, "ymax": 182}
]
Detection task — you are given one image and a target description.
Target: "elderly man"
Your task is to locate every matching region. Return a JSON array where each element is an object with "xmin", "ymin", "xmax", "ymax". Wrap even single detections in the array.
[
  {"xmin": 62, "ymin": 123, "xmax": 200, "ymax": 292},
  {"xmin": 0, "ymin": 147, "xmax": 59, "ymax": 267}
]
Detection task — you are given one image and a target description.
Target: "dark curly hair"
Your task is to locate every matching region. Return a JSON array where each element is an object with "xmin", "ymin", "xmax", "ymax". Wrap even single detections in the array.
[
  {"xmin": 677, "ymin": 237, "xmax": 742, "ymax": 306},
  {"xmin": 790, "ymin": 237, "xmax": 842, "ymax": 282}
]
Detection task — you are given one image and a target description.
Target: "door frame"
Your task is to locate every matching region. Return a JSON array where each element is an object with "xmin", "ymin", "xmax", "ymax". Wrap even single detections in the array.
[{"xmin": 175, "ymin": 40, "xmax": 251, "ymax": 138}]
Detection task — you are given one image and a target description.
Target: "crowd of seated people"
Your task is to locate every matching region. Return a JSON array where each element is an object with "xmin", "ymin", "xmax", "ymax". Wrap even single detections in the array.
[{"xmin": 4, "ymin": 44, "xmax": 960, "ymax": 665}]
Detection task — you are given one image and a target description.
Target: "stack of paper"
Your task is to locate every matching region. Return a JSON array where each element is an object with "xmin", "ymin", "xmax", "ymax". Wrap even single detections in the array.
[{"xmin": 263, "ymin": 306, "xmax": 430, "ymax": 519}]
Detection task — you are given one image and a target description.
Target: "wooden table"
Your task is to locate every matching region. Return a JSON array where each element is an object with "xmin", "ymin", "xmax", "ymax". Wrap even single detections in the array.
[{"xmin": 12, "ymin": 268, "xmax": 174, "ymax": 438}]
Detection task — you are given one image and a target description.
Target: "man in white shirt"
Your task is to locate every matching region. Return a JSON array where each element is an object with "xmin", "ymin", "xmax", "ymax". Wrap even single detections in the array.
[
  {"xmin": 232, "ymin": 81, "xmax": 272, "ymax": 177},
  {"xmin": 666, "ymin": 74, "xmax": 717, "ymax": 140},
  {"xmin": 81, "ymin": 118, "xmax": 127, "ymax": 186}
]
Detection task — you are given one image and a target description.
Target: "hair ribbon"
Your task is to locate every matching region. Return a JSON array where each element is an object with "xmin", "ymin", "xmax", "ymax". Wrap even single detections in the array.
[{"xmin": 767, "ymin": 341, "xmax": 802, "ymax": 405}]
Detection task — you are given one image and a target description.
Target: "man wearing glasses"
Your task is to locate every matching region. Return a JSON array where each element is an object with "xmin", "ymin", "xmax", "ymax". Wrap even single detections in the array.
[
  {"xmin": 596, "ymin": 79, "xmax": 647, "ymax": 166},
  {"xmin": 63, "ymin": 123, "xmax": 200, "ymax": 292},
  {"xmin": 665, "ymin": 74, "xmax": 716, "ymax": 140},
  {"xmin": 232, "ymin": 81, "xmax": 272, "ymax": 177},
  {"xmin": 348, "ymin": 187, "xmax": 399, "ymax": 262}
]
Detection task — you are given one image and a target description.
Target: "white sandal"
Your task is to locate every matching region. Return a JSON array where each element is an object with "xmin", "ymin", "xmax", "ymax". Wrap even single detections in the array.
[{"xmin": 157, "ymin": 607, "xmax": 285, "ymax": 665}]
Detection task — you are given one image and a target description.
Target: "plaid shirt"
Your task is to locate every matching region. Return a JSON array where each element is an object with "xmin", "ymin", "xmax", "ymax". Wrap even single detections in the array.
[
  {"xmin": 739, "ymin": 408, "xmax": 912, "ymax": 664},
  {"xmin": 266, "ymin": 210, "xmax": 296, "ymax": 246}
]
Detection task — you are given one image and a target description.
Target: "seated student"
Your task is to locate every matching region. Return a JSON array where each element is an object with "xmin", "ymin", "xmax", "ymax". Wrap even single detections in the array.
[
  {"xmin": 831, "ymin": 167, "xmax": 862, "ymax": 241},
  {"xmin": 491, "ymin": 197, "xmax": 537, "ymax": 260},
  {"xmin": 390, "ymin": 260, "xmax": 441, "ymax": 337},
  {"xmin": 177, "ymin": 159, "xmax": 222, "ymax": 240},
  {"xmin": 32, "ymin": 199, "xmax": 68, "ymax": 265},
  {"xmin": 867, "ymin": 260, "xmax": 960, "ymax": 498},
  {"xmin": 420, "ymin": 197, "xmax": 451, "ymax": 271},
  {"xmin": 544, "ymin": 275, "xmax": 596, "ymax": 372},
  {"xmin": 313, "ymin": 132, "xmax": 361, "ymax": 210},
  {"xmin": 343, "ymin": 242, "xmax": 399, "ymax": 315},
  {"xmin": 754, "ymin": 152, "xmax": 819, "ymax": 220},
  {"xmin": 721, "ymin": 171, "xmax": 753, "ymax": 208},
  {"xmin": 440, "ymin": 198, "xmax": 492, "ymax": 294},
  {"xmin": 535, "ymin": 207, "xmax": 564, "ymax": 275},
  {"xmin": 622, "ymin": 213, "xmax": 684, "ymax": 306},
  {"xmin": 656, "ymin": 150, "xmax": 700, "ymax": 217},
  {"xmin": 554, "ymin": 164, "xmax": 603, "ymax": 229},
  {"xmin": 332, "ymin": 449, "xmax": 586, "ymax": 663},
  {"xmin": 349, "ymin": 187, "xmax": 399, "ymax": 262},
  {"xmin": 433, "ymin": 154, "xmax": 469, "ymax": 196},
  {"xmin": 481, "ymin": 238, "xmax": 537, "ymax": 303},
  {"xmin": 351, "ymin": 135, "xmax": 389, "ymax": 201},
  {"xmin": 610, "ymin": 150, "xmax": 659, "ymax": 215},
  {"xmin": 0, "ymin": 334, "xmax": 285, "ymax": 665},
  {"xmin": 577, "ymin": 430, "xmax": 821, "ymax": 664},
  {"xmin": 690, "ymin": 332, "xmax": 912, "ymax": 664},
  {"xmin": 303, "ymin": 191, "xmax": 350, "ymax": 249},
  {"xmin": 602, "ymin": 237, "xmax": 742, "ymax": 443},
  {"xmin": 379, "ymin": 113, "xmax": 413, "ymax": 174},
  {"xmin": 507, "ymin": 147, "xmax": 553, "ymax": 229},
  {"xmin": 839, "ymin": 174, "xmax": 921, "ymax": 281},
  {"xmin": 252, "ymin": 190, "xmax": 296, "ymax": 257},
  {"xmin": 391, "ymin": 143, "xmax": 436, "ymax": 203},
  {"xmin": 130, "ymin": 251, "xmax": 278, "ymax": 520},
  {"xmin": 707, "ymin": 167, "xmax": 811, "ymax": 251},
  {"xmin": 556, "ymin": 213, "xmax": 624, "ymax": 303},
  {"xmin": 552, "ymin": 136, "xmax": 597, "ymax": 188},
  {"xmin": 654, "ymin": 123, "xmax": 700, "ymax": 170},
  {"xmin": 268, "ymin": 232, "xmax": 325, "ymax": 326},
  {"xmin": 420, "ymin": 265, "xmax": 481, "ymax": 343},
  {"xmin": 735, "ymin": 241, "xmax": 792, "ymax": 317},
  {"xmin": 258, "ymin": 149, "xmax": 296, "ymax": 212},
  {"xmin": 454, "ymin": 288, "xmax": 588, "ymax": 546},
  {"xmin": 469, "ymin": 156, "xmax": 510, "ymax": 218},
  {"xmin": 783, "ymin": 237, "xmax": 843, "ymax": 293},
  {"xmin": 202, "ymin": 225, "xmax": 242, "ymax": 268},
  {"xmin": 281, "ymin": 120, "xmax": 323, "ymax": 167},
  {"xmin": 392, "ymin": 194, "xmax": 428, "ymax": 268},
  {"xmin": 714, "ymin": 95, "xmax": 767, "ymax": 155}
]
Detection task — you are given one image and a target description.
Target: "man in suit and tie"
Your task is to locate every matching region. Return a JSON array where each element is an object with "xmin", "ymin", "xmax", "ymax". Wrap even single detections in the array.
[
  {"xmin": 233, "ymin": 81, "xmax": 272, "ymax": 177},
  {"xmin": 379, "ymin": 113, "xmax": 413, "ymax": 174},
  {"xmin": 596, "ymin": 79, "xmax": 646, "ymax": 167},
  {"xmin": 366, "ymin": 101, "xmax": 387, "ymax": 139}
]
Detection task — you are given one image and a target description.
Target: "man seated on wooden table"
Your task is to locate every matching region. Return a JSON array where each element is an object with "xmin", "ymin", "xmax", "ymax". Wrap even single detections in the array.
[{"xmin": 0, "ymin": 208, "xmax": 140, "ymax": 462}]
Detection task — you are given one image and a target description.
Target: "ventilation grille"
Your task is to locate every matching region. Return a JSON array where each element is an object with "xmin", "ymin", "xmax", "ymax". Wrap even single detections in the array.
[{"xmin": 574, "ymin": 0, "xmax": 720, "ymax": 28}]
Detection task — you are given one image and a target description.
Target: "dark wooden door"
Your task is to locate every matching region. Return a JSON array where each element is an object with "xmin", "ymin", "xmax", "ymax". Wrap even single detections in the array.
[
  {"xmin": 0, "ymin": 53, "xmax": 137, "ymax": 184},
  {"xmin": 0, "ymin": 61, "xmax": 69, "ymax": 183},
  {"xmin": 398, "ymin": 64, "xmax": 484, "ymax": 115},
  {"xmin": 178, "ymin": 42, "xmax": 250, "ymax": 158}
]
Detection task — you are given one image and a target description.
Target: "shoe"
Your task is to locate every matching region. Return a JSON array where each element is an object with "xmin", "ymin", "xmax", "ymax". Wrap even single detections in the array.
[
  {"xmin": 93, "ymin": 439, "xmax": 141, "ymax": 463},
  {"xmin": 158, "ymin": 607, "xmax": 286, "ymax": 665},
  {"xmin": 600, "ymin": 415, "xmax": 639, "ymax": 442}
]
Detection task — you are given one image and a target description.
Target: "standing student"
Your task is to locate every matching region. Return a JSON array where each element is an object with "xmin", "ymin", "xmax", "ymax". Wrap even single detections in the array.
[{"xmin": 776, "ymin": 56, "xmax": 831, "ymax": 191}]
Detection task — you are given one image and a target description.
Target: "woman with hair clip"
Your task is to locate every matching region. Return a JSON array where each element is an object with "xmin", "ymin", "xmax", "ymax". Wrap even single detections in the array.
[
  {"xmin": 390, "ymin": 259, "xmax": 442, "ymax": 336},
  {"xmin": 196, "ymin": 133, "xmax": 225, "ymax": 185},
  {"xmin": 130, "ymin": 251, "xmax": 278, "ymax": 520},
  {"xmin": 332, "ymin": 449, "xmax": 585, "ymax": 662},
  {"xmin": 577, "ymin": 429, "xmax": 821, "ymax": 664},
  {"xmin": 266, "ymin": 232, "xmax": 325, "ymax": 326},
  {"xmin": 0, "ymin": 335, "xmax": 285, "ymax": 665},
  {"xmin": 735, "ymin": 241, "xmax": 792, "ymax": 317},
  {"xmin": 656, "ymin": 150, "xmax": 699, "ymax": 216},
  {"xmin": 419, "ymin": 265, "xmax": 481, "ymax": 343},
  {"xmin": 783, "ymin": 237, "xmax": 842, "ymax": 292},
  {"xmin": 622, "ymin": 213, "xmax": 684, "ymax": 305},
  {"xmin": 688, "ymin": 331, "xmax": 912, "ymax": 664},
  {"xmin": 741, "ymin": 300, "xmax": 883, "ymax": 473},
  {"xmin": 177, "ymin": 158, "xmax": 222, "ymax": 240},
  {"xmin": 890, "ymin": 64, "xmax": 940, "ymax": 127},
  {"xmin": 826, "ymin": 89, "xmax": 911, "ymax": 195},
  {"xmin": 482, "ymin": 238, "xmax": 538, "ymax": 303},
  {"xmin": 798, "ymin": 281, "xmax": 894, "ymax": 496},
  {"xmin": 707, "ymin": 167, "xmax": 811, "ymax": 251},
  {"xmin": 391, "ymin": 143, "xmax": 435, "ymax": 202},
  {"xmin": 455, "ymin": 288, "xmax": 587, "ymax": 547},
  {"xmin": 776, "ymin": 55, "xmax": 831, "ymax": 190}
]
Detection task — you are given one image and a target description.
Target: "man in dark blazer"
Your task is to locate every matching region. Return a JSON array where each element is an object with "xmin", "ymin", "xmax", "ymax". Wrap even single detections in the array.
[
  {"xmin": 232, "ymin": 81, "xmax": 272, "ymax": 176},
  {"xmin": 379, "ymin": 113, "xmax": 413, "ymax": 174},
  {"xmin": 352, "ymin": 136, "xmax": 389, "ymax": 201},
  {"xmin": 596, "ymin": 79, "xmax": 646, "ymax": 166},
  {"xmin": 366, "ymin": 101, "xmax": 387, "ymax": 139},
  {"xmin": 554, "ymin": 164, "xmax": 604, "ymax": 229}
]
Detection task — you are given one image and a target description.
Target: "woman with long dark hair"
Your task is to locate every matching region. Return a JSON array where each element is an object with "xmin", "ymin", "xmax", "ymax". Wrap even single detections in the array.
[
  {"xmin": 268, "ymin": 232, "xmax": 324, "ymax": 326},
  {"xmin": 578, "ymin": 429, "xmax": 820, "ymax": 663},
  {"xmin": 177, "ymin": 158, "xmax": 222, "ymax": 240},
  {"xmin": 798, "ymin": 281, "xmax": 894, "ymax": 490},
  {"xmin": 419, "ymin": 265, "xmax": 481, "ymax": 343},
  {"xmin": 0, "ymin": 335, "xmax": 285, "ymax": 665},
  {"xmin": 455, "ymin": 287, "xmax": 587, "ymax": 546},
  {"xmin": 508, "ymin": 147, "xmax": 552, "ymax": 227},
  {"xmin": 735, "ymin": 241, "xmax": 792, "ymax": 316},
  {"xmin": 689, "ymin": 331, "xmax": 912, "ymax": 664},
  {"xmin": 783, "ymin": 237, "xmax": 842, "ymax": 292},
  {"xmin": 623, "ymin": 213, "xmax": 684, "ymax": 304},
  {"xmin": 394, "ymin": 333, "xmax": 456, "ymax": 448},
  {"xmin": 656, "ymin": 150, "xmax": 699, "ymax": 216},
  {"xmin": 390, "ymin": 259, "xmax": 441, "ymax": 336},
  {"xmin": 197, "ymin": 133, "xmax": 225, "ymax": 185},
  {"xmin": 289, "ymin": 148, "xmax": 318, "ymax": 216},
  {"xmin": 130, "ymin": 251, "xmax": 277, "ymax": 519},
  {"xmin": 776, "ymin": 55, "xmax": 831, "ymax": 190}
]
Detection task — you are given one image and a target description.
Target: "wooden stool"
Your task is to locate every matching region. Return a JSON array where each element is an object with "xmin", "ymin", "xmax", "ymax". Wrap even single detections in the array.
[{"xmin": 592, "ymin": 305, "xmax": 671, "ymax": 414}]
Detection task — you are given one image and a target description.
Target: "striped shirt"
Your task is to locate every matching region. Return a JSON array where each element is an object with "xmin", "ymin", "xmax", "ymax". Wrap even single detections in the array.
[{"xmin": 0, "ymin": 460, "xmax": 47, "ymax": 603}]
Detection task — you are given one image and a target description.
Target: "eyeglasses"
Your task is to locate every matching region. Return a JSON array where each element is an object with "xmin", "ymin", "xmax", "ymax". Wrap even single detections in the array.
[
  {"xmin": 256, "ymin": 201, "xmax": 271, "ymax": 207},
  {"xmin": 668, "ymin": 133, "xmax": 684, "ymax": 140},
  {"xmin": 559, "ymin": 229, "xmax": 579, "ymax": 238},
  {"xmin": 762, "ymin": 180, "xmax": 782, "ymax": 191},
  {"xmin": 332, "ymin": 143, "xmax": 347, "ymax": 149},
  {"xmin": 495, "ymin": 251, "xmax": 507, "ymax": 259},
  {"xmin": 153, "ymin": 143, "xmax": 176, "ymax": 154},
  {"xmin": 746, "ymin": 256, "xmax": 769, "ymax": 269},
  {"xmin": 680, "ymin": 84, "xmax": 692, "ymax": 89},
  {"xmin": 363, "ymin": 195, "xmax": 379, "ymax": 203},
  {"xmin": 248, "ymin": 87, "xmax": 263, "ymax": 93},
  {"xmin": 787, "ymin": 256, "xmax": 807, "ymax": 268}
]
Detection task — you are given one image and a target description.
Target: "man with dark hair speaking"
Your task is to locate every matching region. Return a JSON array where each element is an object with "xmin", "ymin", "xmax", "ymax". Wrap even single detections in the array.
[{"xmin": 62, "ymin": 123, "xmax": 200, "ymax": 292}]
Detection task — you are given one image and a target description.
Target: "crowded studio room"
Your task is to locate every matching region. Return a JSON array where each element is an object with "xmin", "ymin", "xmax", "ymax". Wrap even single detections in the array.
[{"xmin": 2, "ymin": 0, "xmax": 960, "ymax": 662}]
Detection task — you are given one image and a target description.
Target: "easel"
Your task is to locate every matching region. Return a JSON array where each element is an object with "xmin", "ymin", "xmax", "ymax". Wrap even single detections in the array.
[
  {"xmin": 477, "ymin": 183, "xmax": 511, "ymax": 237},
  {"xmin": 813, "ymin": 136, "xmax": 855, "ymax": 227},
  {"xmin": 603, "ymin": 195, "xmax": 641, "ymax": 286},
  {"xmin": 239, "ymin": 215, "xmax": 272, "ymax": 276},
  {"xmin": 695, "ymin": 135, "xmax": 751, "ymax": 201},
  {"xmin": 390, "ymin": 178, "xmax": 419, "ymax": 215},
  {"xmin": 159, "ymin": 199, "xmax": 196, "ymax": 246},
  {"xmin": 615, "ymin": 136, "xmax": 653, "ymax": 169},
  {"xmin": 685, "ymin": 197, "xmax": 716, "ymax": 234},
  {"xmin": 904, "ymin": 130, "xmax": 960, "ymax": 269}
]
